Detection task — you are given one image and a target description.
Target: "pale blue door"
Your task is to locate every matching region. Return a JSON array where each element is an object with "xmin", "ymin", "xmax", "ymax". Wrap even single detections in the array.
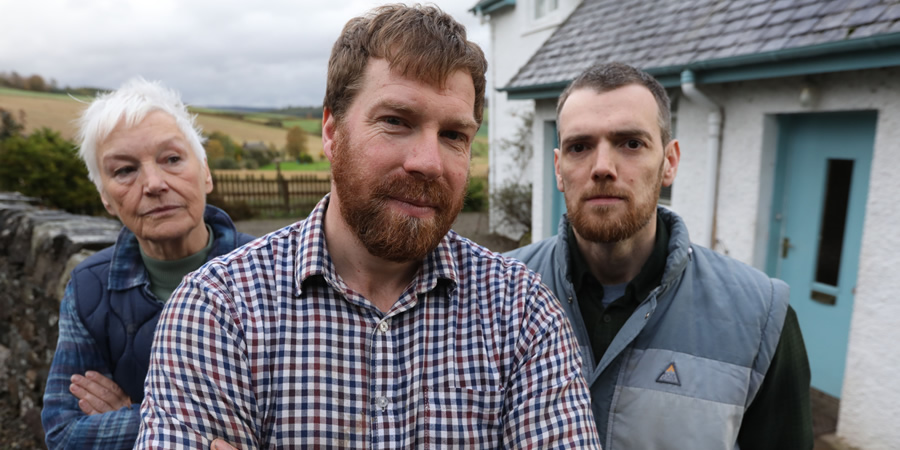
[
  {"xmin": 549, "ymin": 121, "xmax": 566, "ymax": 235},
  {"xmin": 766, "ymin": 111, "xmax": 876, "ymax": 398}
]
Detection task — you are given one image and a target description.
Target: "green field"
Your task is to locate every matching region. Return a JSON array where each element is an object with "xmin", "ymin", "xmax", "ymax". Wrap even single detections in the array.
[
  {"xmin": 196, "ymin": 105, "xmax": 487, "ymax": 138},
  {"xmin": 0, "ymin": 86, "xmax": 93, "ymax": 101},
  {"xmin": 260, "ymin": 160, "xmax": 332, "ymax": 171},
  {"xmin": 477, "ymin": 107, "xmax": 489, "ymax": 137},
  {"xmin": 246, "ymin": 117, "xmax": 320, "ymax": 134},
  {"xmin": 0, "ymin": 89, "xmax": 295, "ymax": 147},
  {"xmin": 191, "ymin": 107, "xmax": 322, "ymax": 135},
  {"xmin": 281, "ymin": 119, "xmax": 321, "ymax": 133}
]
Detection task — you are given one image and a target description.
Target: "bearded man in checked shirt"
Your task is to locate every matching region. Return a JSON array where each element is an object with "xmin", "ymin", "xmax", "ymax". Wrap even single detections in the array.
[{"xmin": 136, "ymin": 4, "xmax": 600, "ymax": 449}]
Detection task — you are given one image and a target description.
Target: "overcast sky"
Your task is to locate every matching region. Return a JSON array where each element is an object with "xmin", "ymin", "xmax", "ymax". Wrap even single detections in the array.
[{"xmin": 0, "ymin": 0, "xmax": 489, "ymax": 108}]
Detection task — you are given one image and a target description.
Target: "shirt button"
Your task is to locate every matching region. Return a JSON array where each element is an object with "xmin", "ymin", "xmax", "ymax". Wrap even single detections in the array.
[
  {"xmin": 603, "ymin": 314, "xmax": 612, "ymax": 323},
  {"xmin": 378, "ymin": 320, "xmax": 390, "ymax": 333},
  {"xmin": 376, "ymin": 396, "xmax": 389, "ymax": 410}
]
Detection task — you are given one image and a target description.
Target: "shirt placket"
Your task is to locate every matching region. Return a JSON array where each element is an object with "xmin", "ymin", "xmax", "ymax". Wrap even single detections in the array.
[{"xmin": 370, "ymin": 315, "xmax": 397, "ymax": 449}]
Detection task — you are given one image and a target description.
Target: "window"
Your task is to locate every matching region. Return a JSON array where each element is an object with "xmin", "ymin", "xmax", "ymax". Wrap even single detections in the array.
[
  {"xmin": 534, "ymin": 0, "xmax": 559, "ymax": 20},
  {"xmin": 814, "ymin": 159, "xmax": 854, "ymax": 287}
]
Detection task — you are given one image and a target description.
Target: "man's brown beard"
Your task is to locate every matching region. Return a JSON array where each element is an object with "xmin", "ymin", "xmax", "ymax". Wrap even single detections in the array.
[
  {"xmin": 568, "ymin": 160, "xmax": 663, "ymax": 243},
  {"xmin": 330, "ymin": 124, "xmax": 466, "ymax": 262}
]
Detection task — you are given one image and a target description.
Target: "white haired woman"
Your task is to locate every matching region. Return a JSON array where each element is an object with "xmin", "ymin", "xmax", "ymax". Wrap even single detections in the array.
[{"xmin": 41, "ymin": 78, "xmax": 255, "ymax": 449}]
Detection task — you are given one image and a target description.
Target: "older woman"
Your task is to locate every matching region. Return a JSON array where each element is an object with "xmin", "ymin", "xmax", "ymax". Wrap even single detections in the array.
[{"xmin": 41, "ymin": 78, "xmax": 254, "ymax": 449}]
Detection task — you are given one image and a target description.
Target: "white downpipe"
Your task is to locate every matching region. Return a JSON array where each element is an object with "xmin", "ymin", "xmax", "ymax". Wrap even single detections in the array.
[{"xmin": 680, "ymin": 70, "xmax": 723, "ymax": 250}]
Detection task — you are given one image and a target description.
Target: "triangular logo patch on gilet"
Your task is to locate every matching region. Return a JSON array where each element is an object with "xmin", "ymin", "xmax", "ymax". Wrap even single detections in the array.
[{"xmin": 656, "ymin": 362, "xmax": 681, "ymax": 386}]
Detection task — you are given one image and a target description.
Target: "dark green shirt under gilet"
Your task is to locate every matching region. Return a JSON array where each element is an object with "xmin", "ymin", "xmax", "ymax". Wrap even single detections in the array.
[{"xmin": 139, "ymin": 224, "xmax": 214, "ymax": 302}]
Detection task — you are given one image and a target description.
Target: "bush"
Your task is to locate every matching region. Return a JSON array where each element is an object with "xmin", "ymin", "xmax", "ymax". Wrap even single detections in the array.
[
  {"xmin": 0, "ymin": 127, "xmax": 104, "ymax": 215},
  {"xmin": 206, "ymin": 191, "xmax": 256, "ymax": 222},
  {"xmin": 297, "ymin": 153, "xmax": 314, "ymax": 164},
  {"xmin": 1, "ymin": 109, "xmax": 24, "ymax": 140},
  {"xmin": 205, "ymin": 139, "xmax": 225, "ymax": 160},
  {"xmin": 471, "ymin": 138, "xmax": 488, "ymax": 158},
  {"xmin": 490, "ymin": 181, "xmax": 531, "ymax": 231},
  {"xmin": 244, "ymin": 147, "xmax": 277, "ymax": 168},
  {"xmin": 489, "ymin": 111, "xmax": 534, "ymax": 238},
  {"xmin": 210, "ymin": 157, "xmax": 239, "ymax": 170},
  {"xmin": 463, "ymin": 176, "xmax": 487, "ymax": 212},
  {"xmin": 205, "ymin": 131, "xmax": 239, "ymax": 160},
  {"xmin": 286, "ymin": 126, "xmax": 308, "ymax": 161}
]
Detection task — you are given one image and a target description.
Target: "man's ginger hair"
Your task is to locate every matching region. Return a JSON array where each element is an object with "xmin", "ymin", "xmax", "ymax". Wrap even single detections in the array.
[{"xmin": 324, "ymin": 3, "xmax": 487, "ymax": 125}]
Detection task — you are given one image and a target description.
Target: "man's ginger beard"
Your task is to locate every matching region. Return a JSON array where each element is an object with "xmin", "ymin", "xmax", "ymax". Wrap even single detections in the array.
[
  {"xmin": 568, "ymin": 157, "xmax": 664, "ymax": 243},
  {"xmin": 330, "ymin": 122, "xmax": 466, "ymax": 262}
]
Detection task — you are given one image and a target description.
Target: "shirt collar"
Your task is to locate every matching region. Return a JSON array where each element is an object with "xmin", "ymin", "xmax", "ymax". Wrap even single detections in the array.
[
  {"xmin": 566, "ymin": 213, "xmax": 670, "ymax": 304},
  {"xmin": 567, "ymin": 223, "xmax": 592, "ymax": 294},
  {"xmin": 631, "ymin": 214, "xmax": 669, "ymax": 304},
  {"xmin": 415, "ymin": 229, "xmax": 460, "ymax": 296},
  {"xmin": 294, "ymin": 194, "xmax": 459, "ymax": 298},
  {"xmin": 108, "ymin": 225, "xmax": 147, "ymax": 290}
]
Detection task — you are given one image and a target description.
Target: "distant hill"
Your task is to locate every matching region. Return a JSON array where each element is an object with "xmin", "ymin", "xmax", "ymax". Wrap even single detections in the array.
[
  {"xmin": 0, "ymin": 87, "xmax": 322, "ymax": 151},
  {"xmin": 273, "ymin": 106, "xmax": 322, "ymax": 118},
  {"xmin": 205, "ymin": 105, "xmax": 323, "ymax": 119},
  {"xmin": 61, "ymin": 87, "xmax": 109, "ymax": 97},
  {"xmin": 203, "ymin": 106, "xmax": 275, "ymax": 113},
  {"xmin": 192, "ymin": 106, "xmax": 322, "ymax": 136}
]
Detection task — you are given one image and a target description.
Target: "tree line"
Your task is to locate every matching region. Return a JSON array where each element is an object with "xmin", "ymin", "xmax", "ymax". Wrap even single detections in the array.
[
  {"xmin": 0, "ymin": 71, "xmax": 106, "ymax": 97},
  {"xmin": 205, "ymin": 125, "xmax": 312, "ymax": 170}
]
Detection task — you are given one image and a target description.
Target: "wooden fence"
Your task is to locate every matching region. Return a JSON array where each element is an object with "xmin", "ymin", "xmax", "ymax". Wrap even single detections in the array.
[{"xmin": 210, "ymin": 171, "xmax": 331, "ymax": 217}]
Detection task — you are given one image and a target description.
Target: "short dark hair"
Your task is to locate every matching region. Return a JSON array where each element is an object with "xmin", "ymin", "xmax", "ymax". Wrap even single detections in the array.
[
  {"xmin": 557, "ymin": 62, "xmax": 672, "ymax": 145},
  {"xmin": 324, "ymin": 4, "xmax": 487, "ymax": 125}
]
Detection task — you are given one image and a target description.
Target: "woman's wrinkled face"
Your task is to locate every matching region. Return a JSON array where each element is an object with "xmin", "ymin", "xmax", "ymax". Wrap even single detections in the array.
[{"xmin": 96, "ymin": 110, "xmax": 212, "ymax": 257}]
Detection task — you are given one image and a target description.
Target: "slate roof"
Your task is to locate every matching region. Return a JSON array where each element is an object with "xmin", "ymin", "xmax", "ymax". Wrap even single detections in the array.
[{"xmin": 506, "ymin": 0, "xmax": 900, "ymax": 90}]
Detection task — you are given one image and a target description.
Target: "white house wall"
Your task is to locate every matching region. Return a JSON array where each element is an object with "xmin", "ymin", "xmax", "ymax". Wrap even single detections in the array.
[
  {"xmin": 484, "ymin": 6, "xmax": 534, "ymax": 239},
  {"xmin": 837, "ymin": 69, "xmax": 900, "ymax": 450},
  {"xmin": 479, "ymin": 0, "xmax": 580, "ymax": 239},
  {"xmin": 672, "ymin": 67, "xmax": 900, "ymax": 449}
]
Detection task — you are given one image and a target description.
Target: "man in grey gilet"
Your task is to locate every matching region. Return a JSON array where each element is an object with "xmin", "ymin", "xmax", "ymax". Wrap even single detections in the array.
[{"xmin": 506, "ymin": 62, "xmax": 813, "ymax": 450}]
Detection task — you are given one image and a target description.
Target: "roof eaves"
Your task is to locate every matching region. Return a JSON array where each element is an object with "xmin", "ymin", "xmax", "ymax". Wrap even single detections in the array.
[
  {"xmin": 503, "ymin": 32, "xmax": 900, "ymax": 99},
  {"xmin": 499, "ymin": 80, "xmax": 570, "ymax": 100},
  {"xmin": 470, "ymin": 0, "xmax": 515, "ymax": 15},
  {"xmin": 683, "ymin": 32, "xmax": 900, "ymax": 75}
]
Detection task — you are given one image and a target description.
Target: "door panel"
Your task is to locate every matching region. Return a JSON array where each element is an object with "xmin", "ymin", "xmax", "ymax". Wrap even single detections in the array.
[
  {"xmin": 767, "ymin": 111, "xmax": 876, "ymax": 398},
  {"xmin": 548, "ymin": 121, "xmax": 566, "ymax": 235}
]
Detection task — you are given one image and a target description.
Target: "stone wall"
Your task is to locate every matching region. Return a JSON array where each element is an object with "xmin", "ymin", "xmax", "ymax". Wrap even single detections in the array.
[{"xmin": 0, "ymin": 192, "xmax": 119, "ymax": 447}]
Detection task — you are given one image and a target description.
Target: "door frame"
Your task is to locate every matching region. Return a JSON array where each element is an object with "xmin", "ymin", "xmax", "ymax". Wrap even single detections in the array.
[{"xmin": 764, "ymin": 110, "xmax": 877, "ymax": 398}]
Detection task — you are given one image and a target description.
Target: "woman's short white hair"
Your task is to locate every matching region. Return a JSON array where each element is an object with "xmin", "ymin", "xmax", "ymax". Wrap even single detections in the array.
[{"xmin": 77, "ymin": 77, "xmax": 206, "ymax": 191}]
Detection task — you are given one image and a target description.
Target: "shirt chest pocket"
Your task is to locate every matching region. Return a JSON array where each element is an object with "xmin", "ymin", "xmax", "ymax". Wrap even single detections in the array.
[{"xmin": 419, "ymin": 384, "xmax": 504, "ymax": 448}]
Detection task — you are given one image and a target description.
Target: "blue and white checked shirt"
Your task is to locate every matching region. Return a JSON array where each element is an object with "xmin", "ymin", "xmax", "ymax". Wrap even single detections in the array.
[
  {"xmin": 42, "ymin": 283, "xmax": 142, "ymax": 449},
  {"xmin": 42, "ymin": 206, "xmax": 253, "ymax": 450},
  {"xmin": 137, "ymin": 195, "xmax": 599, "ymax": 448}
]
